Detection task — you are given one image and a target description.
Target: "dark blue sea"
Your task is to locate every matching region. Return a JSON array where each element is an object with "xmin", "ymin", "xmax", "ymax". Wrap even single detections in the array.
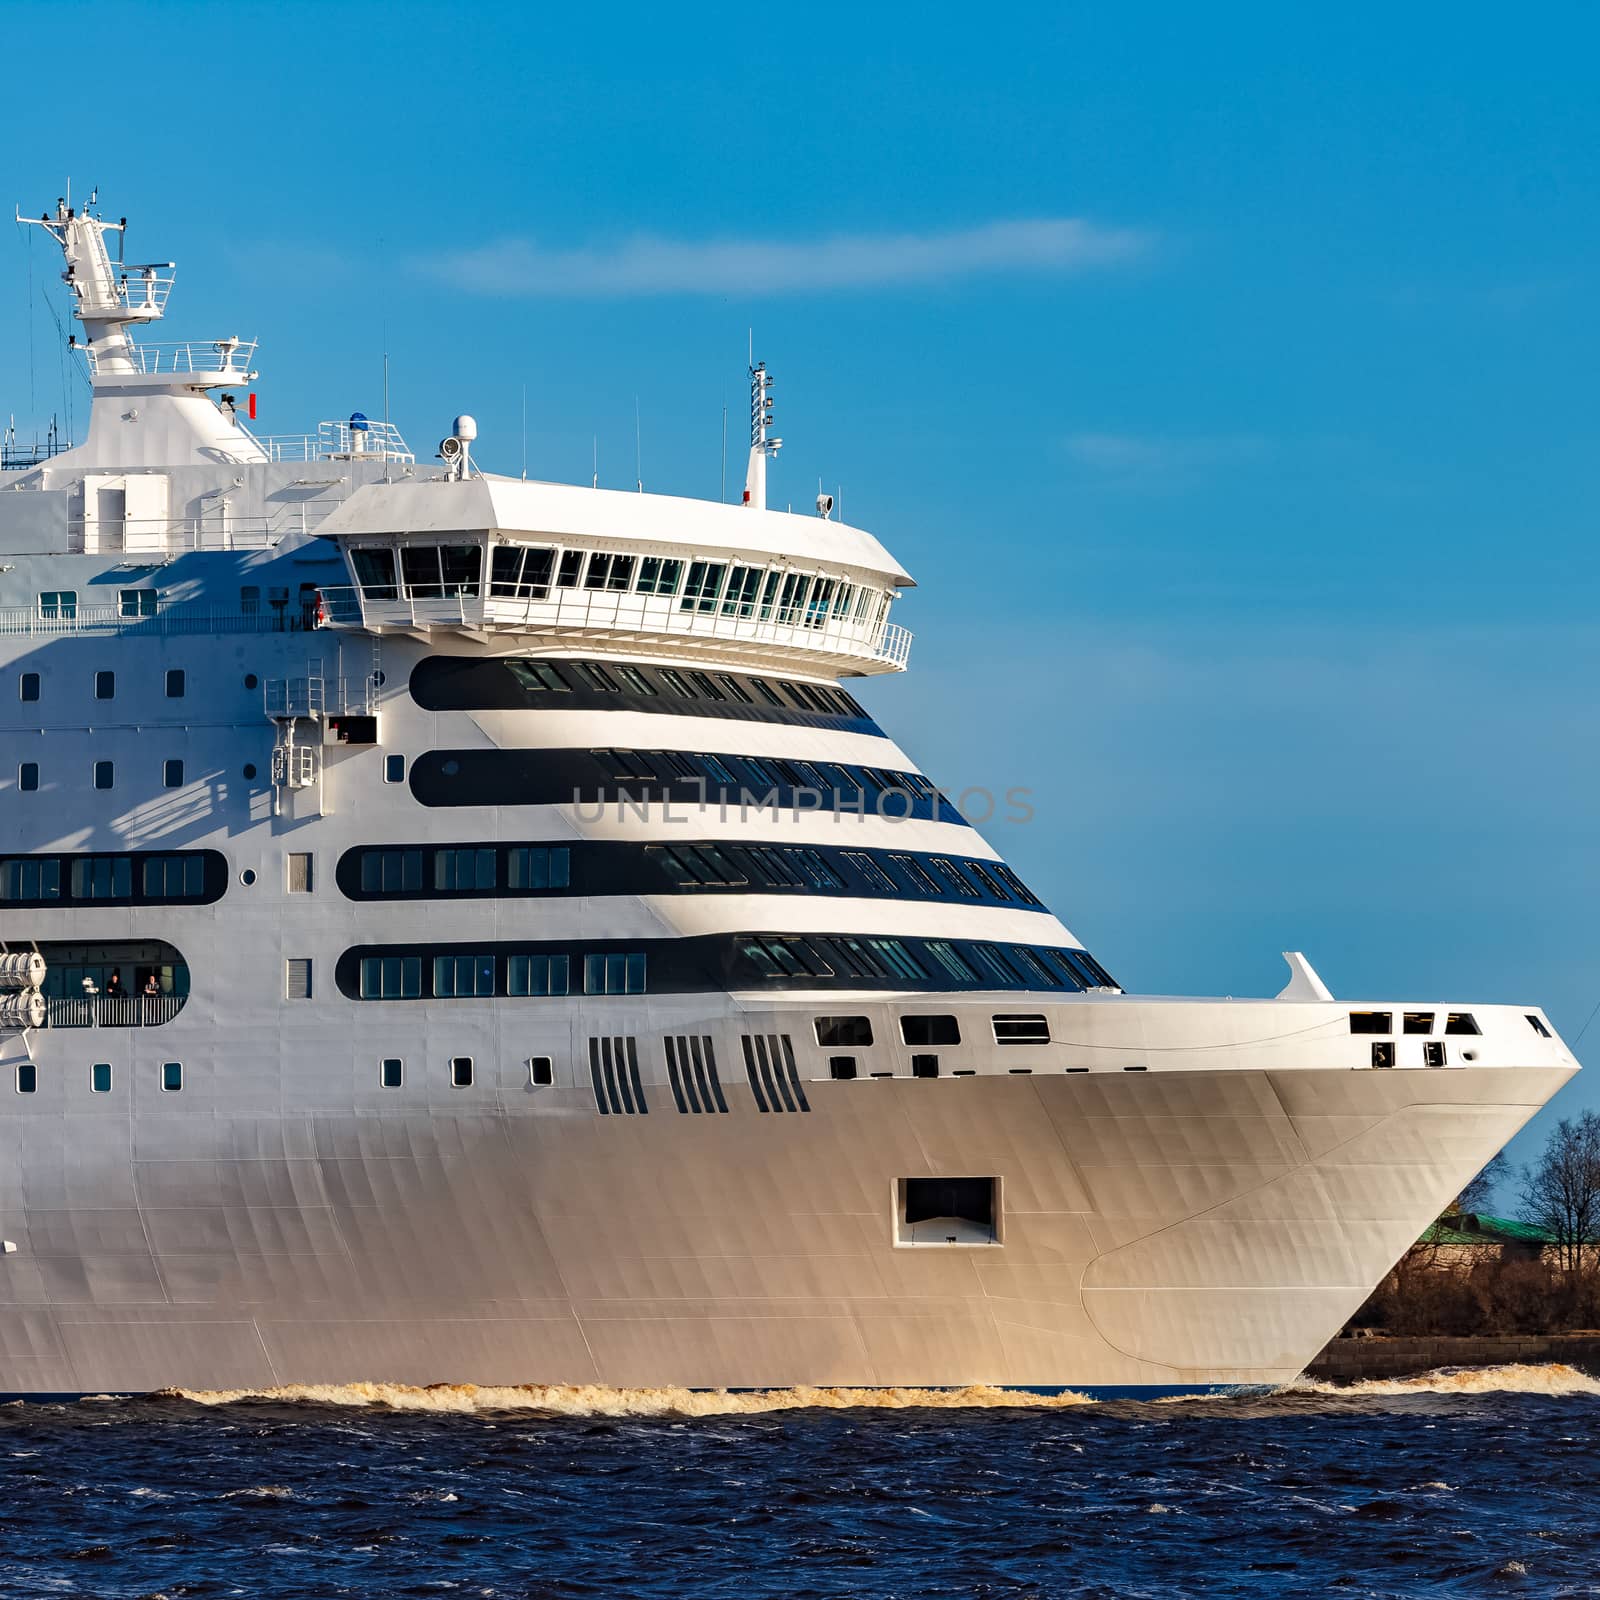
[{"xmin": 2, "ymin": 1366, "xmax": 1597, "ymax": 1599}]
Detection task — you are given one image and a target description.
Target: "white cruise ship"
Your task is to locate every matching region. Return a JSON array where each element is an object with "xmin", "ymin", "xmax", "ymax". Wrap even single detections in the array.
[{"xmin": 0, "ymin": 196, "xmax": 1575, "ymax": 1399}]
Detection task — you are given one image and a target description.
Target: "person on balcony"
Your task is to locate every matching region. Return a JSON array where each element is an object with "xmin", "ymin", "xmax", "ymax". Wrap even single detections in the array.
[
  {"xmin": 142, "ymin": 973, "xmax": 161, "ymax": 999},
  {"xmin": 104, "ymin": 969, "xmax": 125, "ymax": 999}
]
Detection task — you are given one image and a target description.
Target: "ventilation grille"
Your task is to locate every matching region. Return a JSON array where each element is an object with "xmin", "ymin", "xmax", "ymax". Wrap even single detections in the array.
[
  {"xmin": 589, "ymin": 1036, "xmax": 647, "ymax": 1115},
  {"xmin": 285, "ymin": 957, "xmax": 313, "ymax": 1000},
  {"xmin": 741, "ymin": 1034, "xmax": 810, "ymax": 1113},
  {"xmin": 665, "ymin": 1035, "xmax": 729, "ymax": 1114}
]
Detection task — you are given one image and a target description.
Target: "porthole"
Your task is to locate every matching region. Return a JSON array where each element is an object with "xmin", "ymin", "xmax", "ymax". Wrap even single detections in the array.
[
  {"xmin": 244, "ymin": 673, "xmax": 258, "ymax": 690},
  {"xmin": 242, "ymin": 763, "xmax": 257, "ymax": 780},
  {"xmin": 240, "ymin": 868, "xmax": 257, "ymax": 886}
]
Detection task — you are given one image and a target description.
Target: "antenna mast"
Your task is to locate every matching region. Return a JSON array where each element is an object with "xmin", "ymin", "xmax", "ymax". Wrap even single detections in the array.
[{"xmin": 742, "ymin": 359, "xmax": 781, "ymax": 510}]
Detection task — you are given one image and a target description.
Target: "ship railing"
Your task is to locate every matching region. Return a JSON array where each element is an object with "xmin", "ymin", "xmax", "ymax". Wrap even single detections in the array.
[
  {"xmin": 40, "ymin": 995, "xmax": 186, "ymax": 1029},
  {"xmin": 84, "ymin": 339, "xmax": 258, "ymax": 377},
  {"xmin": 65, "ymin": 514, "xmax": 290, "ymax": 554},
  {"xmin": 265, "ymin": 675, "xmax": 377, "ymax": 719},
  {"xmin": 0, "ymin": 598, "xmax": 322, "ymax": 638},
  {"xmin": 254, "ymin": 418, "xmax": 415, "ymax": 465},
  {"xmin": 314, "ymin": 584, "xmax": 914, "ymax": 671},
  {"xmin": 115, "ymin": 269, "xmax": 176, "ymax": 316}
]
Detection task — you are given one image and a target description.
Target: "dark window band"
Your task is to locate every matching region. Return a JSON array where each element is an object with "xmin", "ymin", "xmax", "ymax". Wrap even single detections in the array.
[
  {"xmin": 336, "ymin": 838, "xmax": 1045, "ymax": 909},
  {"xmin": 0, "ymin": 850, "xmax": 226, "ymax": 908},
  {"xmin": 409, "ymin": 748, "xmax": 961, "ymax": 823},
  {"xmin": 336, "ymin": 935, "xmax": 1118, "ymax": 1000},
  {"xmin": 410, "ymin": 655, "xmax": 877, "ymax": 733}
]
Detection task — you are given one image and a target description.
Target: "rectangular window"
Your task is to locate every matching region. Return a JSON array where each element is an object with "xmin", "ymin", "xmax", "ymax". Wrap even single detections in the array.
[
  {"xmin": 1372, "ymin": 1041, "xmax": 1396, "ymax": 1068},
  {"xmin": 19, "ymin": 673, "xmax": 39, "ymax": 703},
  {"xmin": 965, "ymin": 861, "xmax": 1010, "ymax": 900},
  {"xmin": 634, "ymin": 557, "xmax": 683, "ymax": 596},
  {"xmin": 351, "ymin": 547, "xmax": 399, "ymax": 600},
  {"xmin": 380, "ymin": 1058, "xmax": 403, "ymax": 1087},
  {"xmin": 1348, "ymin": 1012, "xmax": 1393, "ymax": 1034},
  {"xmin": 902, "ymin": 1015, "xmax": 961, "ymax": 1046},
  {"xmin": 1444, "ymin": 1013, "xmax": 1481, "ymax": 1036},
  {"xmin": 584, "ymin": 952, "xmax": 647, "ymax": 995},
  {"xmin": 720, "ymin": 565, "xmax": 765, "ymax": 617},
  {"xmin": 556, "ymin": 550, "xmax": 584, "ymax": 588},
  {"xmin": 93, "ymin": 760, "xmax": 113, "ymax": 791},
  {"xmin": 0, "ymin": 857, "xmax": 61, "ymax": 900},
  {"xmin": 439, "ymin": 544, "xmax": 482, "ymax": 598},
  {"xmin": 867, "ymin": 939, "xmax": 928, "ymax": 982},
  {"xmin": 161, "ymin": 1061, "xmax": 183, "ymax": 1092},
  {"xmin": 434, "ymin": 847, "xmax": 497, "ymax": 892},
  {"xmin": 91, "ymin": 1062, "xmax": 112, "ymax": 1093},
  {"xmin": 680, "ymin": 561, "xmax": 727, "ymax": 612},
  {"xmin": 451, "ymin": 1056, "xmax": 473, "ymax": 1088},
  {"xmin": 814, "ymin": 1016, "xmax": 873, "ymax": 1047},
  {"xmin": 95, "ymin": 670, "xmax": 115, "ymax": 700},
  {"xmin": 1528, "ymin": 1014, "xmax": 1552, "ymax": 1039},
  {"xmin": 829, "ymin": 1056, "xmax": 858, "ymax": 1080},
  {"xmin": 162, "ymin": 759, "xmax": 184, "ymax": 788},
  {"xmin": 360, "ymin": 955, "xmax": 422, "ymax": 999},
  {"xmin": 507, "ymin": 846, "xmax": 571, "ymax": 891},
  {"xmin": 1009, "ymin": 946, "xmax": 1064, "ymax": 987},
  {"xmin": 748, "ymin": 677, "xmax": 786, "ymax": 708},
  {"xmin": 506, "ymin": 952, "xmax": 570, "ymax": 996},
  {"xmin": 39, "ymin": 591, "xmax": 77, "ymax": 619},
  {"xmin": 616, "ymin": 665, "xmax": 657, "ymax": 697},
  {"xmin": 285, "ymin": 958, "xmax": 313, "ymax": 1000},
  {"xmin": 929, "ymin": 857, "xmax": 980, "ymax": 897},
  {"xmin": 18, "ymin": 762, "xmax": 39, "ymax": 793},
  {"xmin": 584, "ymin": 552, "xmax": 635, "ymax": 591},
  {"xmin": 789, "ymin": 848, "xmax": 845, "ymax": 891},
  {"xmin": 841, "ymin": 852, "xmax": 898, "ymax": 893},
  {"xmin": 287, "ymin": 853, "xmax": 313, "ymax": 893},
  {"xmin": 141, "ymin": 855, "xmax": 204, "ymax": 898},
  {"xmin": 529, "ymin": 1056, "xmax": 554, "ymax": 1085},
  {"xmin": 1424, "ymin": 1040, "xmax": 1447, "ymax": 1067},
  {"xmin": 993, "ymin": 1015, "xmax": 1050, "ymax": 1045},
  {"xmin": 890, "ymin": 854, "xmax": 940, "ymax": 894},
  {"xmin": 1403, "ymin": 1012, "xmax": 1434, "ymax": 1034},
  {"xmin": 924, "ymin": 941, "xmax": 981, "ymax": 983},
  {"xmin": 433, "ymin": 954, "xmax": 496, "ymax": 997},
  {"xmin": 239, "ymin": 585, "xmax": 260, "ymax": 614},
  {"xmin": 119, "ymin": 588, "xmax": 156, "ymax": 618},
  {"xmin": 912, "ymin": 1055, "xmax": 940, "ymax": 1078},
  {"xmin": 507, "ymin": 660, "xmax": 572, "ymax": 694},
  {"xmin": 360, "ymin": 849, "xmax": 423, "ymax": 894},
  {"xmin": 74, "ymin": 856, "xmax": 133, "ymax": 898},
  {"xmin": 384, "ymin": 754, "xmax": 406, "ymax": 783},
  {"xmin": 16, "ymin": 1063, "xmax": 37, "ymax": 1094},
  {"xmin": 164, "ymin": 669, "xmax": 185, "ymax": 698}
]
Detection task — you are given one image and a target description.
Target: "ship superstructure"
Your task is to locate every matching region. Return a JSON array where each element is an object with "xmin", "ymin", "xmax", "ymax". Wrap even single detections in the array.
[{"xmin": 0, "ymin": 197, "xmax": 1575, "ymax": 1397}]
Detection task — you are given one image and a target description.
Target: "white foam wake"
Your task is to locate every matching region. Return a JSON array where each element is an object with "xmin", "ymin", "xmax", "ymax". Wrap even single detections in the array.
[{"xmin": 1291, "ymin": 1362, "xmax": 1600, "ymax": 1399}]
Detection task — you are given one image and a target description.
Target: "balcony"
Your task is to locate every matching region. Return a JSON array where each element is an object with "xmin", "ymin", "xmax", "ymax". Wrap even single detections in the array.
[
  {"xmin": 83, "ymin": 338, "xmax": 258, "ymax": 378},
  {"xmin": 40, "ymin": 995, "xmax": 186, "ymax": 1029},
  {"xmin": 316, "ymin": 584, "xmax": 913, "ymax": 675}
]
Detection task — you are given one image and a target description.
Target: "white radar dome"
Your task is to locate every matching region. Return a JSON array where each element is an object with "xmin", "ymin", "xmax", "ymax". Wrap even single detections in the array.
[{"xmin": 452, "ymin": 415, "xmax": 478, "ymax": 442}]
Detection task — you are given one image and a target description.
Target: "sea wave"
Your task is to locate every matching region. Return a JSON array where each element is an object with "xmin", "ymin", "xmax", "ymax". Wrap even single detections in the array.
[
  {"xmin": 1290, "ymin": 1362, "xmax": 1600, "ymax": 1399},
  {"xmin": 156, "ymin": 1380, "xmax": 1101, "ymax": 1416}
]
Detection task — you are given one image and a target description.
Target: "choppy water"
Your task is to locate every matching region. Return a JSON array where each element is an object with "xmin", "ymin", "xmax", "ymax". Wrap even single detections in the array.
[{"xmin": 2, "ymin": 1364, "xmax": 1598, "ymax": 1599}]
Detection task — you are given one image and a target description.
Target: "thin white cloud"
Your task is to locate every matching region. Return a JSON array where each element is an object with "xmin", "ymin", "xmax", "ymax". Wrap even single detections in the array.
[
  {"xmin": 419, "ymin": 218, "xmax": 1152, "ymax": 298},
  {"xmin": 1064, "ymin": 432, "xmax": 1270, "ymax": 475}
]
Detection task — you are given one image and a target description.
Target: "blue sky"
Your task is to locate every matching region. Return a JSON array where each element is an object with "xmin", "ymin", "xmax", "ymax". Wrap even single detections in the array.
[{"xmin": 3, "ymin": 1, "xmax": 1596, "ymax": 1176}]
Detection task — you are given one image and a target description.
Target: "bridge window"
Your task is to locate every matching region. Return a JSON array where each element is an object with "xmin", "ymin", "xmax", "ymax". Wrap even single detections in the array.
[
  {"xmin": 680, "ymin": 561, "xmax": 727, "ymax": 612},
  {"xmin": 489, "ymin": 545, "xmax": 554, "ymax": 600},
  {"xmin": 556, "ymin": 550, "xmax": 583, "ymax": 587},
  {"xmin": 721, "ymin": 565, "xmax": 764, "ymax": 618},
  {"xmin": 634, "ymin": 556, "xmax": 683, "ymax": 596},
  {"xmin": 584, "ymin": 552, "xmax": 635, "ymax": 591},
  {"xmin": 350, "ymin": 547, "xmax": 398, "ymax": 599}
]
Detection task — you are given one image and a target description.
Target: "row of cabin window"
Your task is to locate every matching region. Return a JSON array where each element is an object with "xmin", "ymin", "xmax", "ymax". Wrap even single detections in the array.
[
  {"xmin": 33, "ymin": 589, "xmax": 156, "ymax": 622},
  {"xmin": 1348, "ymin": 1011, "xmax": 1481, "ymax": 1036},
  {"xmin": 18, "ymin": 667, "xmax": 187, "ymax": 703},
  {"xmin": 502, "ymin": 658, "xmax": 866, "ymax": 719},
  {"xmin": 0, "ymin": 853, "xmax": 205, "ymax": 902},
  {"xmin": 738, "ymin": 935, "xmax": 1114, "ymax": 991},
  {"xmin": 350, "ymin": 840, "xmax": 1040, "ymax": 906},
  {"xmin": 375, "ymin": 1057, "xmax": 555, "ymax": 1088},
  {"xmin": 351, "ymin": 544, "xmax": 892, "ymax": 633},
  {"xmin": 588, "ymin": 747, "xmax": 939, "ymax": 801},
  {"xmin": 360, "ymin": 951, "xmax": 646, "ymax": 1000},
  {"xmin": 13, "ymin": 759, "xmax": 188, "ymax": 793},
  {"xmin": 16, "ymin": 1061, "xmax": 181, "ymax": 1094}
]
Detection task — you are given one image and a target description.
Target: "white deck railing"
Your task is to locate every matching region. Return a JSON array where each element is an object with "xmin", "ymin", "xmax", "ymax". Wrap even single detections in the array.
[
  {"xmin": 254, "ymin": 418, "xmax": 414, "ymax": 465},
  {"xmin": 316, "ymin": 584, "xmax": 913, "ymax": 672},
  {"xmin": 65, "ymin": 514, "xmax": 292, "ymax": 554},
  {"xmin": 265, "ymin": 675, "xmax": 378, "ymax": 719},
  {"xmin": 84, "ymin": 339, "xmax": 258, "ymax": 377},
  {"xmin": 41, "ymin": 995, "xmax": 186, "ymax": 1029},
  {"xmin": 0, "ymin": 600, "xmax": 317, "ymax": 639}
]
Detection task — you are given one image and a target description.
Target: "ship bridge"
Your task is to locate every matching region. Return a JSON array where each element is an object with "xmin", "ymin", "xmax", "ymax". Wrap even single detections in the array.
[{"xmin": 311, "ymin": 474, "xmax": 915, "ymax": 677}]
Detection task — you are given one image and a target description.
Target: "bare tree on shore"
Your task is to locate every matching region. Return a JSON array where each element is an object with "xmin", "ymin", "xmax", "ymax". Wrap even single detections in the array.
[
  {"xmin": 1455, "ymin": 1150, "xmax": 1511, "ymax": 1216},
  {"xmin": 1520, "ymin": 1111, "xmax": 1600, "ymax": 1274}
]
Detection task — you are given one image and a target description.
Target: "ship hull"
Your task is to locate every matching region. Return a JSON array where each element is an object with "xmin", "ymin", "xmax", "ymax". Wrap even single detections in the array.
[{"xmin": 0, "ymin": 1063, "xmax": 1567, "ymax": 1397}]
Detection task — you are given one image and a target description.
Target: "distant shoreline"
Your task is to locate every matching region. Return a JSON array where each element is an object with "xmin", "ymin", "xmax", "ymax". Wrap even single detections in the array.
[{"xmin": 1310, "ymin": 1332, "xmax": 1600, "ymax": 1383}]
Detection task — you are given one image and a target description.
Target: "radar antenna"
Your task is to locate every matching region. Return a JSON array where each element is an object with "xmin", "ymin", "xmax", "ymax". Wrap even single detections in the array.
[{"xmin": 742, "ymin": 360, "xmax": 782, "ymax": 510}]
